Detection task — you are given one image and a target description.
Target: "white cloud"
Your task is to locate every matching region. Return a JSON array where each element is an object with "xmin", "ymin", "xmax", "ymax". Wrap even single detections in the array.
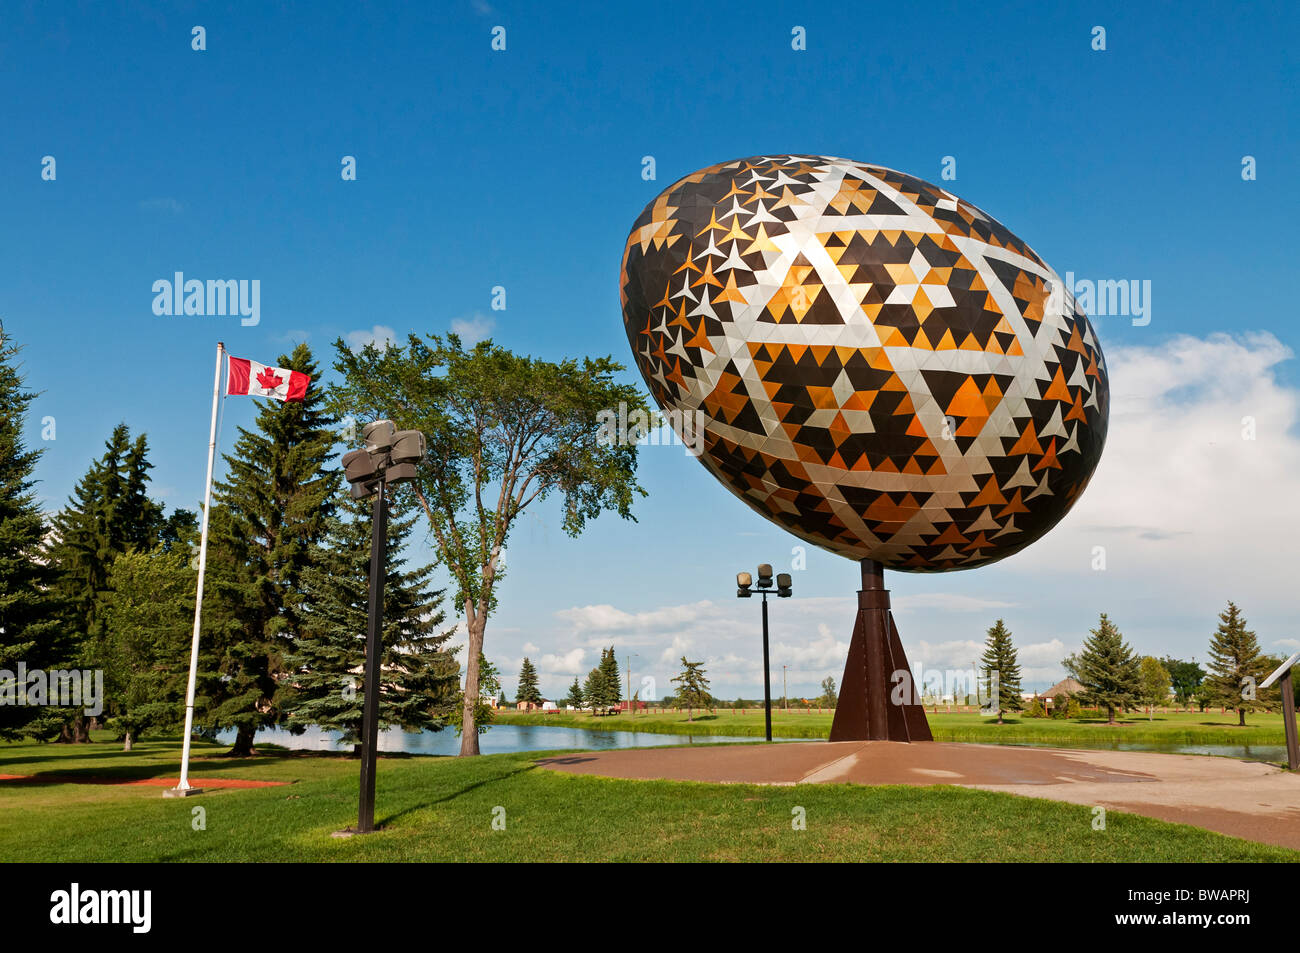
[
  {"xmin": 450, "ymin": 312, "xmax": 495, "ymax": 345},
  {"xmin": 1003, "ymin": 333, "xmax": 1299, "ymax": 604},
  {"xmin": 771, "ymin": 623, "xmax": 849, "ymax": 669},
  {"xmin": 346, "ymin": 324, "xmax": 397, "ymax": 351},
  {"xmin": 537, "ymin": 648, "xmax": 587, "ymax": 676},
  {"xmin": 555, "ymin": 600, "xmax": 718, "ymax": 636}
]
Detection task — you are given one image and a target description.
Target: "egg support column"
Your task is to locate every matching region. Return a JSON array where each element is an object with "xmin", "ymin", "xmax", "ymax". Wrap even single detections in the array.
[{"xmin": 829, "ymin": 559, "xmax": 933, "ymax": 743}]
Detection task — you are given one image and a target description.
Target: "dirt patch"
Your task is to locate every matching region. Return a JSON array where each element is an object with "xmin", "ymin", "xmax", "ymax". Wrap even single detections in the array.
[{"xmin": 0, "ymin": 774, "xmax": 287, "ymax": 789}]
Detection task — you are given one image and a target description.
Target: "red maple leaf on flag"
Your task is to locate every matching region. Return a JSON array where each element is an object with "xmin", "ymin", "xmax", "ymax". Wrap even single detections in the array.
[{"xmin": 256, "ymin": 367, "xmax": 284, "ymax": 390}]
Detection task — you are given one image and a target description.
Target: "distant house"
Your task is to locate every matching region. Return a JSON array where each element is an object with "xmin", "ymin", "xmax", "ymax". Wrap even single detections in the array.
[
  {"xmin": 516, "ymin": 699, "xmax": 555, "ymax": 712},
  {"xmin": 1039, "ymin": 677, "xmax": 1085, "ymax": 705},
  {"xmin": 615, "ymin": 699, "xmax": 648, "ymax": 712}
]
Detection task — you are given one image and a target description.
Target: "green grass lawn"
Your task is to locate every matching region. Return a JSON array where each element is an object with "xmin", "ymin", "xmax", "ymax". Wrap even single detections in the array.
[
  {"xmin": 1, "ymin": 733, "xmax": 1295, "ymax": 862},
  {"xmin": 494, "ymin": 707, "xmax": 1290, "ymax": 747}
]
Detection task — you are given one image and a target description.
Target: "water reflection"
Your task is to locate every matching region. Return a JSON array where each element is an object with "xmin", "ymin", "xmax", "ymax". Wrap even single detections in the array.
[
  {"xmin": 216, "ymin": 725, "xmax": 1285, "ymax": 763},
  {"xmin": 1006, "ymin": 739, "xmax": 1287, "ymax": 762},
  {"xmin": 218, "ymin": 723, "xmax": 793, "ymax": 756}
]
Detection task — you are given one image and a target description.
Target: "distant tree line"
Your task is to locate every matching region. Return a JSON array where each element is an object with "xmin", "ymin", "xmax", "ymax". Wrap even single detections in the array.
[{"xmin": 966, "ymin": 605, "xmax": 1291, "ymax": 726}]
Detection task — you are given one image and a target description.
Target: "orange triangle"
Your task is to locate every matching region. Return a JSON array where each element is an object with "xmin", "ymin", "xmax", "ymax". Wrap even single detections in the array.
[
  {"xmin": 1033, "ymin": 438, "xmax": 1062, "ymax": 471},
  {"xmin": 945, "ymin": 377, "xmax": 986, "ymax": 418},
  {"xmin": 969, "ymin": 475, "xmax": 1008, "ymax": 507},
  {"xmin": 1043, "ymin": 366, "xmax": 1071, "ymax": 403},
  {"xmin": 714, "ymin": 272, "xmax": 748, "ymax": 305},
  {"xmin": 684, "ymin": 320, "xmax": 713, "ymax": 353},
  {"xmin": 1007, "ymin": 420, "xmax": 1043, "ymax": 456},
  {"xmin": 1065, "ymin": 390, "xmax": 1088, "ymax": 423},
  {"xmin": 842, "ymin": 390, "xmax": 876, "ymax": 411},
  {"xmin": 931, "ymin": 523, "xmax": 968, "ymax": 545},
  {"xmin": 996, "ymin": 489, "xmax": 1030, "ymax": 518}
]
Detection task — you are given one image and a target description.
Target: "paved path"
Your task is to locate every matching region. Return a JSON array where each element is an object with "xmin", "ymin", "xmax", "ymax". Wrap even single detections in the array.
[{"xmin": 537, "ymin": 741, "xmax": 1300, "ymax": 850}]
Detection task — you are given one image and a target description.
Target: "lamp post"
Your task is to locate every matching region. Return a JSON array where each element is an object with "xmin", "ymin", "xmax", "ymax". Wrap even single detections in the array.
[
  {"xmin": 625, "ymin": 653, "xmax": 639, "ymax": 716},
  {"xmin": 736, "ymin": 564, "xmax": 792, "ymax": 742},
  {"xmin": 339, "ymin": 420, "xmax": 426, "ymax": 834}
]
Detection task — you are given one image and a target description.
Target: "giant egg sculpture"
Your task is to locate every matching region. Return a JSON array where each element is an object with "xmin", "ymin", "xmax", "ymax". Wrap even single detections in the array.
[{"xmin": 620, "ymin": 155, "xmax": 1108, "ymax": 571}]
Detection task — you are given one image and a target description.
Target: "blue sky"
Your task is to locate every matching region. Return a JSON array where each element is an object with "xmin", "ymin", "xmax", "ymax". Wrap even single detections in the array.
[{"xmin": 4, "ymin": 1, "xmax": 1298, "ymax": 700}]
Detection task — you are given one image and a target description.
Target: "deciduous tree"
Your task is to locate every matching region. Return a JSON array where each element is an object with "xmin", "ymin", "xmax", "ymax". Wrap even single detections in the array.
[
  {"xmin": 330, "ymin": 334, "xmax": 650, "ymax": 754},
  {"xmin": 1138, "ymin": 656, "xmax": 1171, "ymax": 721}
]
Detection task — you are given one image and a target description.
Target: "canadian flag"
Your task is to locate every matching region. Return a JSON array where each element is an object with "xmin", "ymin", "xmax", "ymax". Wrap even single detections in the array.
[{"xmin": 227, "ymin": 356, "xmax": 311, "ymax": 402}]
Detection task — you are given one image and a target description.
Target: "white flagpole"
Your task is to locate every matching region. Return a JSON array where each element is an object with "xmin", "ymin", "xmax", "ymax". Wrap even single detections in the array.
[{"xmin": 167, "ymin": 341, "xmax": 225, "ymax": 797}]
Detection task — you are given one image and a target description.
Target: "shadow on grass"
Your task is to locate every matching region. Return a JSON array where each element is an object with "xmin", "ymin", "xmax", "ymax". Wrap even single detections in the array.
[
  {"xmin": 375, "ymin": 762, "xmax": 539, "ymax": 828},
  {"xmin": 0, "ymin": 755, "xmax": 295, "ymax": 785}
]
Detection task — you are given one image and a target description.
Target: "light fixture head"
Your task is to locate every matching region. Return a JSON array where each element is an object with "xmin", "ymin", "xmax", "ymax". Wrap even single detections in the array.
[
  {"xmin": 736, "ymin": 571, "xmax": 752, "ymax": 589},
  {"xmin": 390, "ymin": 430, "xmax": 426, "ymax": 465},
  {"xmin": 757, "ymin": 563, "xmax": 773, "ymax": 588},
  {"xmin": 362, "ymin": 419, "xmax": 396, "ymax": 454},
  {"xmin": 385, "ymin": 461, "xmax": 418, "ymax": 485},
  {"xmin": 777, "ymin": 572, "xmax": 793, "ymax": 597},
  {"xmin": 349, "ymin": 480, "xmax": 379, "ymax": 501},
  {"xmin": 342, "ymin": 448, "xmax": 377, "ymax": 485}
]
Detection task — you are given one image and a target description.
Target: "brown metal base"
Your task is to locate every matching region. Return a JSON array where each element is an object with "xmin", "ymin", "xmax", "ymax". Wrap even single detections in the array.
[{"xmin": 829, "ymin": 559, "xmax": 933, "ymax": 743}]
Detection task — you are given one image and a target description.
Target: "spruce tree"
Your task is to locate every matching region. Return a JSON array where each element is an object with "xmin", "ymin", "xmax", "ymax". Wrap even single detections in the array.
[
  {"xmin": 670, "ymin": 656, "xmax": 711, "ymax": 721},
  {"xmin": 564, "ymin": 677, "xmax": 583, "ymax": 709},
  {"xmin": 1206, "ymin": 602, "xmax": 1272, "ymax": 726},
  {"xmin": 49, "ymin": 427, "xmax": 163, "ymax": 610},
  {"xmin": 44, "ymin": 424, "xmax": 165, "ymax": 741},
  {"xmin": 0, "ymin": 332, "xmax": 63, "ymax": 740},
  {"xmin": 979, "ymin": 619, "xmax": 1023, "ymax": 724},
  {"xmin": 582, "ymin": 666, "xmax": 607, "ymax": 712},
  {"xmin": 204, "ymin": 342, "xmax": 338, "ymax": 755},
  {"xmin": 1064, "ymin": 613, "xmax": 1139, "ymax": 724},
  {"xmin": 516, "ymin": 657, "xmax": 542, "ymax": 705},
  {"xmin": 284, "ymin": 496, "xmax": 459, "ymax": 747},
  {"xmin": 598, "ymin": 646, "xmax": 623, "ymax": 706}
]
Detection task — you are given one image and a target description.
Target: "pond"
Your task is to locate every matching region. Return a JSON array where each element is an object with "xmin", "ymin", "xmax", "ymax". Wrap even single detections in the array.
[
  {"xmin": 219, "ymin": 723, "xmax": 793, "ymax": 756},
  {"xmin": 1004, "ymin": 739, "xmax": 1288, "ymax": 762},
  {"xmin": 218, "ymin": 725, "xmax": 1287, "ymax": 763}
]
